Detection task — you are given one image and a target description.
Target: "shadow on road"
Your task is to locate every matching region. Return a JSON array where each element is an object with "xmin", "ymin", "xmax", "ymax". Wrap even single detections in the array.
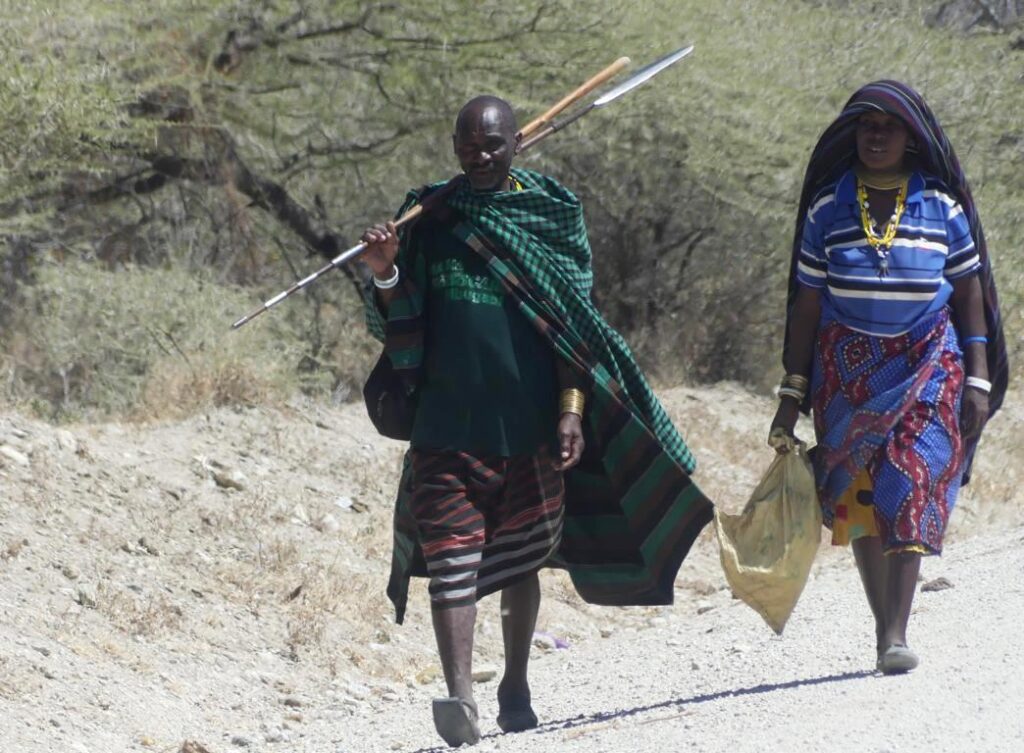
[
  {"xmin": 533, "ymin": 669, "xmax": 875, "ymax": 734},
  {"xmin": 408, "ymin": 670, "xmax": 874, "ymax": 752}
]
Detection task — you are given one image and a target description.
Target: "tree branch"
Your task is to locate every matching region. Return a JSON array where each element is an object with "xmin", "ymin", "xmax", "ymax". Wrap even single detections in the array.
[
  {"xmin": 276, "ymin": 126, "xmax": 414, "ymax": 174},
  {"xmin": 360, "ymin": 2, "xmax": 552, "ymax": 48},
  {"xmin": 214, "ymin": 5, "xmax": 389, "ymax": 72},
  {"xmin": 11, "ymin": 139, "xmax": 364, "ymax": 299}
]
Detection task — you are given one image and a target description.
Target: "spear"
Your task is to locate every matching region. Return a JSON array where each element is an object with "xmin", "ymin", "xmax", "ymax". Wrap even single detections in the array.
[
  {"xmin": 231, "ymin": 45, "xmax": 693, "ymax": 330},
  {"xmin": 516, "ymin": 56, "xmax": 631, "ymax": 140},
  {"xmin": 516, "ymin": 44, "xmax": 693, "ymax": 152}
]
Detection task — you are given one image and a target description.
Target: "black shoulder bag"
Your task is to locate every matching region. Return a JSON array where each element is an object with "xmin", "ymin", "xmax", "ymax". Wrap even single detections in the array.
[{"xmin": 363, "ymin": 351, "xmax": 417, "ymax": 441}]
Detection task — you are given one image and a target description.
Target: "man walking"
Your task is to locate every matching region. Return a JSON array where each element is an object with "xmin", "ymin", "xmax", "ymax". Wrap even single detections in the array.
[{"xmin": 362, "ymin": 95, "xmax": 712, "ymax": 746}]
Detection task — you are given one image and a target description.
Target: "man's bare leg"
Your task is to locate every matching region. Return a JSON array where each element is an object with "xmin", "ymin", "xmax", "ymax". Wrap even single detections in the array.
[
  {"xmin": 433, "ymin": 603, "xmax": 477, "ymax": 703},
  {"xmin": 431, "ymin": 603, "xmax": 480, "ymax": 745},
  {"xmin": 497, "ymin": 573, "xmax": 540, "ymax": 732}
]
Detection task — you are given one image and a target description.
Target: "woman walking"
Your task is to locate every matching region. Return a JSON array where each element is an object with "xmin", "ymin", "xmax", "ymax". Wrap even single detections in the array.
[{"xmin": 770, "ymin": 81, "xmax": 1008, "ymax": 674}]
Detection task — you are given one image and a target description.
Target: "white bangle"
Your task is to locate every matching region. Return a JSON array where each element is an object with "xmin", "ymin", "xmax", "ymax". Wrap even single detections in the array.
[
  {"xmin": 965, "ymin": 376, "xmax": 992, "ymax": 394},
  {"xmin": 373, "ymin": 266, "xmax": 400, "ymax": 290},
  {"xmin": 778, "ymin": 387, "xmax": 806, "ymax": 401}
]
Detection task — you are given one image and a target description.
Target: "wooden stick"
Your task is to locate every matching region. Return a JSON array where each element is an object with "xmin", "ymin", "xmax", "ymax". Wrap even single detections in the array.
[
  {"xmin": 393, "ymin": 203, "xmax": 424, "ymax": 227},
  {"xmin": 517, "ymin": 56, "xmax": 630, "ymax": 140}
]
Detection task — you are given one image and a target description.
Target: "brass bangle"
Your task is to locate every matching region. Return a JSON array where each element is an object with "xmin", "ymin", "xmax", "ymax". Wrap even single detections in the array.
[{"xmin": 560, "ymin": 388, "xmax": 585, "ymax": 417}]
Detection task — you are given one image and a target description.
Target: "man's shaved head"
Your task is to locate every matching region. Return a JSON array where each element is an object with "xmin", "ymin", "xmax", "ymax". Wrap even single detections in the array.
[
  {"xmin": 454, "ymin": 95, "xmax": 517, "ymax": 136},
  {"xmin": 453, "ymin": 95, "xmax": 517, "ymax": 191}
]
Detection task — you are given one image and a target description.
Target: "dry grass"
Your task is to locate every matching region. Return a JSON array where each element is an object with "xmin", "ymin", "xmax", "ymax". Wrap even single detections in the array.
[
  {"xmin": 3, "ymin": 260, "xmax": 319, "ymax": 421},
  {"xmin": 283, "ymin": 565, "xmax": 347, "ymax": 656},
  {"xmin": 1, "ymin": 538, "xmax": 28, "ymax": 561},
  {"xmin": 95, "ymin": 583, "xmax": 185, "ymax": 637},
  {"xmin": 139, "ymin": 360, "xmax": 276, "ymax": 418}
]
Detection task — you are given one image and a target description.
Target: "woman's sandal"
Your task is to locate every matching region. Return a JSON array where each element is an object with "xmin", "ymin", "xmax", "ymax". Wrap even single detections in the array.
[
  {"xmin": 877, "ymin": 644, "xmax": 919, "ymax": 675},
  {"xmin": 432, "ymin": 697, "xmax": 481, "ymax": 747}
]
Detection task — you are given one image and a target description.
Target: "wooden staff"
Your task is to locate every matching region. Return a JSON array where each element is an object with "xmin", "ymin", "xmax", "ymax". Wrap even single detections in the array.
[
  {"xmin": 517, "ymin": 56, "xmax": 630, "ymax": 141},
  {"xmin": 231, "ymin": 57, "xmax": 633, "ymax": 330}
]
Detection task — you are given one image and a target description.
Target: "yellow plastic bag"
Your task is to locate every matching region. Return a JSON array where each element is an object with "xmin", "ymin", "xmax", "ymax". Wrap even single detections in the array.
[{"xmin": 714, "ymin": 436, "xmax": 821, "ymax": 635}]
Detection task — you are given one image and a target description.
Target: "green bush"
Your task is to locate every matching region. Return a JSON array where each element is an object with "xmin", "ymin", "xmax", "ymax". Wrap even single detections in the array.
[
  {"xmin": 1, "ymin": 0, "xmax": 1021, "ymax": 417},
  {"xmin": 1, "ymin": 260, "xmax": 368, "ymax": 420}
]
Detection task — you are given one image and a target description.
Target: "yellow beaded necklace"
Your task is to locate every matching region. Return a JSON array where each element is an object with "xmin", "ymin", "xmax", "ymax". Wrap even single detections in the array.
[{"xmin": 856, "ymin": 177, "xmax": 908, "ymax": 277}]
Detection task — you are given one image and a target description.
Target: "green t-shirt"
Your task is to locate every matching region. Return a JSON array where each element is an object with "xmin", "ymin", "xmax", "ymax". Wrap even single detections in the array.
[{"xmin": 409, "ymin": 216, "xmax": 558, "ymax": 456}]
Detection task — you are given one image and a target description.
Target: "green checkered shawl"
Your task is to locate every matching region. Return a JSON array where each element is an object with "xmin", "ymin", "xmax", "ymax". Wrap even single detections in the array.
[{"xmin": 365, "ymin": 168, "xmax": 712, "ymax": 623}]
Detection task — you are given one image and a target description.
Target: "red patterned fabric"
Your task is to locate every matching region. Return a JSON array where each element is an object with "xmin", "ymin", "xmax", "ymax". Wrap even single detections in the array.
[
  {"xmin": 409, "ymin": 447, "xmax": 564, "ymax": 608},
  {"xmin": 811, "ymin": 308, "xmax": 964, "ymax": 554}
]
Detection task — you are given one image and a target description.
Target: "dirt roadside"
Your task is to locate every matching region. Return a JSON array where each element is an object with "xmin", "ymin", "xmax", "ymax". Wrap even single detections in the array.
[{"xmin": 1, "ymin": 383, "xmax": 1021, "ymax": 752}]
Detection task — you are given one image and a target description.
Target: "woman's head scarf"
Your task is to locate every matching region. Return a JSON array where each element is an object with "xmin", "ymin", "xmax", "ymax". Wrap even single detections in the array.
[{"xmin": 785, "ymin": 80, "xmax": 1008, "ymax": 481}]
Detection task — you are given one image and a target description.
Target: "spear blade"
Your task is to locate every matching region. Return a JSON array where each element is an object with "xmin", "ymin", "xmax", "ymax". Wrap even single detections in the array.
[{"xmin": 592, "ymin": 44, "xmax": 694, "ymax": 107}]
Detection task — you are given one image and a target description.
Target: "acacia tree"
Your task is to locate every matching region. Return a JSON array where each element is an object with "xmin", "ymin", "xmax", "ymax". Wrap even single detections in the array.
[
  {"xmin": 1, "ymin": 0, "xmax": 633, "ymax": 412},
  {"xmin": 2, "ymin": 1, "xmax": 608, "ymax": 281},
  {"xmin": 8, "ymin": 0, "xmax": 932, "ymax": 414}
]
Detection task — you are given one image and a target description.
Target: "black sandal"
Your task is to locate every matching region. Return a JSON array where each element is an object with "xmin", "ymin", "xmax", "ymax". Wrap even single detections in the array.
[
  {"xmin": 877, "ymin": 644, "xmax": 919, "ymax": 675},
  {"xmin": 497, "ymin": 692, "xmax": 538, "ymax": 733},
  {"xmin": 432, "ymin": 697, "xmax": 481, "ymax": 747}
]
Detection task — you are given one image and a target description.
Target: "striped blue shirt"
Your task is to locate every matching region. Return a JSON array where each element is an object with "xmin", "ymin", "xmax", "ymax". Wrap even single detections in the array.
[{"xmin": 796, "ymin": 170, "xmax": 980, "ymax": 337}]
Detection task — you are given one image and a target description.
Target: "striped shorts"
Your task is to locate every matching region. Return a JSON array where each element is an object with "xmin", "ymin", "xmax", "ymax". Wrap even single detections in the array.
[{"xmin": 409, "ymin": 447, "xmax": 564, "ymax": 609}]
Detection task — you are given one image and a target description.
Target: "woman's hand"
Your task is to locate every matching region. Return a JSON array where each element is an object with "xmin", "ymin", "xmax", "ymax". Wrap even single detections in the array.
[
  {"xmin": 554, "ymin": 413, "xmax": 584, "ymax": 471},
  {"xmin": 360, "ymin": 221, "xmax": 399, "ymax": 279},
  {"xmin": 769, "ymin": 397, "xmax": 801, "ymax": 453},
  {"xmin": 960, "ymin": 387, "xmax": 989, "ymax": 441}
]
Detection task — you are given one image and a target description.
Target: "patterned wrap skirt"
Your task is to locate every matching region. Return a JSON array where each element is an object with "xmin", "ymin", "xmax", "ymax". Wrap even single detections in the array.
[
  {"xmin": 409, "ymin": 447, "xmax": 564, "ymax": 608},
  {"xmin": 811, "ymin": 307, "xmax": 964, "ymax": 554}
]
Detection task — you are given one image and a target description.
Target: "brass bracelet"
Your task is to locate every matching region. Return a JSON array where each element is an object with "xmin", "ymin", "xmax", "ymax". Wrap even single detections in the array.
[{"xmin": 560, "ymin": 388, "xmax": 585, "ymax": 417}]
